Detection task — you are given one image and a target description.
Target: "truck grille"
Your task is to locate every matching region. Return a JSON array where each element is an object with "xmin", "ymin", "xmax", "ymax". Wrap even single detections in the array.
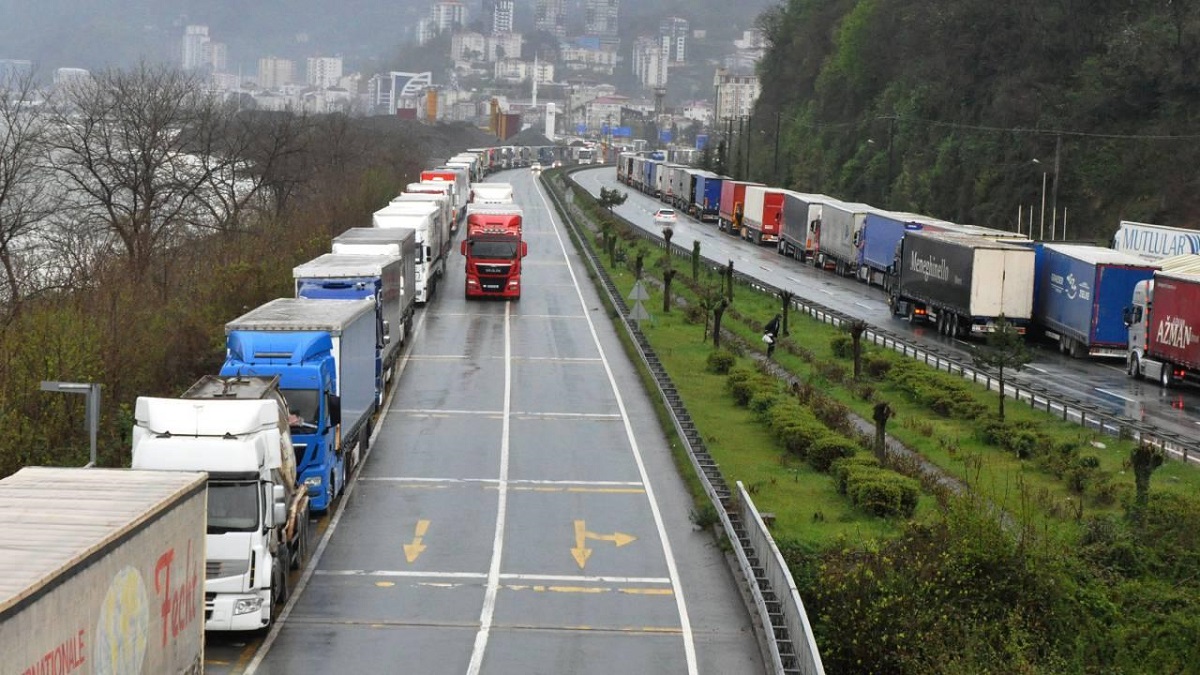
[
  {"xmin": 477, "ymin": 263, "xmax": 510, "ymax": 275},
  {"xmin": 479, "ymin": 275, "xmax": 507, "ymax": 292},
  {"xmin": 207, "ymin": 559, "xmax": 246, "ymax": 578}
]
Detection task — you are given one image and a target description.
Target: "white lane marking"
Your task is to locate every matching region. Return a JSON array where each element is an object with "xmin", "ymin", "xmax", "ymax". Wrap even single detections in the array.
[
  {"xmin": 1026, "ymin": 366, "xmax": 1049, "ymax": 374},
  {"xmin": 315, "ymin": 570, "xmax": 672, "ymax": 584},
  {"xmin": 786, "ymin": 276, "xmax": 803, "ymax": 283},
  {"xmin": 1095, "ymin": 388, "xmax": 1137, "ymax": 403},
  {"xmin": 854, "ymin": 302, "xmax": 873, "ymax": 309},
  {"xmin": 360, "ymin": 477, "xmax": 644, "ymax": 487},
  {"xmin": 536, "ymin": 180, "xmax": 699, "ymax": 673},
  {"xmin": 245, "ymin": 299, "xmax": 430, "ymax": 674},
  {"xmin": 466, "ymin": 301, "xmax": 513, "ymax": 675}
]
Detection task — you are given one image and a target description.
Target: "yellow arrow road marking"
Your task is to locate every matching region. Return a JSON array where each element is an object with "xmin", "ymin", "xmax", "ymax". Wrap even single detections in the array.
[
  {"xmin": 571, "ymin": 519, "xmax": 636, "ymax": 569},
  {"xmin": 404, "ymin": 519, "xmax": 431, "ymax": 563}
]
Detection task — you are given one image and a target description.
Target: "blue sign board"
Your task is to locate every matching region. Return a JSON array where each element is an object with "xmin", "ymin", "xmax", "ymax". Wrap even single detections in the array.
[
  {"xmin": 659, "ymin": 130, "xmax": 673, "ymax": 143},
  {"xmin": 696, "ymin": 134, "xmax": 708, "ymax": 150},
  {"xmin": 613, "ymin": 126, "xmax": 632, "ymax": 137},
  {"xmin": 575, "ymin": 123, "xmax": 587, "ymax": 134}
]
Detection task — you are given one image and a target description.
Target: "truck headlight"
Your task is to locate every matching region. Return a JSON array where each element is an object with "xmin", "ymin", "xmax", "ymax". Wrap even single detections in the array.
[
  {"xmin": 234, "ymin": 598, "xmax": 264, "ymax": 615},
  {"xmin": 304, "ymin": 476, "xmax": 323, "ymax": 491}
]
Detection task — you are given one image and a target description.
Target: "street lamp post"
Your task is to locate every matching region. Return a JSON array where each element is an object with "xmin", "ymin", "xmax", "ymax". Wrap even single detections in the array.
[{"xmin": 40, "ymin": 380, "xmax": 102, "ymax": 467}]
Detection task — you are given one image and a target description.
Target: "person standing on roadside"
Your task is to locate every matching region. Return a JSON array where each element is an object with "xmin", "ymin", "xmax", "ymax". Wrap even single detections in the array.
[{"xmin": 763, "ymin": 313, "xmax": 782, "ymax": 358}]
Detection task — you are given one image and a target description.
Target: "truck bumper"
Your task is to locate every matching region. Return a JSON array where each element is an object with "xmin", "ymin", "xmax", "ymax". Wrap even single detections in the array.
[
  {"xmin": 205, "ymin": 591, "xmax": 272, "ymax": 631},
  {"xmin": 466, "ymin": 275, "xmax": 521, "ymax": 298}
]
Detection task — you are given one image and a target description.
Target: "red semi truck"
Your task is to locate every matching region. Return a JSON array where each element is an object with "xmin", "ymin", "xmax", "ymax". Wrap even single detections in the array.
[
  {"xmin": 461, "ymin": 204, "xmax": 527, "ymax": 300},
  {"xmin": 741, "ymin": 185, "xmax": 785, "ymax": 245},
  {"xmin": 1126, "ymin": 270, "xmax": 1200, "ymax": 388},
  {"xmin": 718, "ymin": 180, "xmax": 763, "ymax": 235}
]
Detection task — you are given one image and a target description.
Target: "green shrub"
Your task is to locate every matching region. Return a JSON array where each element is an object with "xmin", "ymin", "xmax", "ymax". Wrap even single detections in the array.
[
  {"xmin": 809, "ymin": 434, "xmax": 859, "ymax": 472},
  {"xmin": 683, "ymin": 303, "xmax": 708, "ymax": 325},
  {"xmin": 847, "ymin": 473, "xmax": 920, "ymax": 518},
  {"xmin": 863, "ymin": 353, "xmax": 894, "ymax": 379},
  {"xmin": 831, "ymin": 455, "xmax": 881, "ymax": 493},
  {"xmin": 749, "ymin": 390, "xmax": 782, "ymax": 418},
  {"xmin": 810, "ymin": 395, "xmax": 852, "ymax": 435},
  {"xmin": 830, "ymin": 334, "xmax": 854, "ymax": 358},
  {"xmin": 706, "ymin": 350, "xmax": 736, "ymax": 374}
]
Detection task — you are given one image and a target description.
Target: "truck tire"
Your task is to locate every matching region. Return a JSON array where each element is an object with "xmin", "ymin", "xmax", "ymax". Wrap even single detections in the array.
[
  {"xmin": 274, "ymin": 554, "xmax": 289, "ymax": 606},
  {"xmin": 1128, "ymin": 354, "xmax": 1141, "ymax": 379}
]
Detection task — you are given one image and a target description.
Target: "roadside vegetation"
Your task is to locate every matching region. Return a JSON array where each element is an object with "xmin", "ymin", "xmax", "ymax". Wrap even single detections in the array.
[
  {"xmin": 559, "ymin": 173, "xmax": 1200, "ymax": 673},
  {"xmin": 0, "ymin": 66, "xmax": 492, "ymax": 477}
]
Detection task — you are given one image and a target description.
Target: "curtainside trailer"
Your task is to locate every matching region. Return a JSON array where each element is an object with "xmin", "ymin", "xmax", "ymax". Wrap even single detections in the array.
[{"xmin": 1033, "ymin": 244, "xmax": 1159, "ymax": 358}]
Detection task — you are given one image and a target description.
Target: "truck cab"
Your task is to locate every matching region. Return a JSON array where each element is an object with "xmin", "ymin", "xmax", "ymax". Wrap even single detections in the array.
[
  {"xmin": 462, "ymin": 205, "xmax": 526, "ymax": 299},
  {"xmin": 132, "ymin": 375, "xmax": 310, "ymax": 631}
]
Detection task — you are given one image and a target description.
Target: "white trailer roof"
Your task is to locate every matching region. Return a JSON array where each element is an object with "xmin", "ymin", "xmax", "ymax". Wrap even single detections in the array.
[
  {"xmin": 1042, "ymin": 243, "xmax": 1160, "ymax": 267},
  {"xmin": 911, "ymin": 230, "xmax": 1034, "ymax": 251},
  {"xmin": 293, "ymin": 253, "xmax": 400, "ymax": 278},
  {"xmin": 0, "ymin": 467, "xmax": 206, "ymax": 614},
  {"xmin": 226, "ymin": 298, "xmax": 375, "ymax": 333},
  {"xmin": 333, "ymin": 227, "xmax": 415, "ymax": 245}
]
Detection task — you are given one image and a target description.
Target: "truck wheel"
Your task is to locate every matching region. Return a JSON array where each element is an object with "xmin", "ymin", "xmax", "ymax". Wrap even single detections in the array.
[
  {"xmin": 1128, "ymin": 354, "xmax": 1142, "ymax": 380},
  {"xmin": 274, "ymin": 555, "xmax": 289, "ymax": 606},
  {"xmin": 291, "ymin": 511, "xmax": 309, "ymax": 570}
]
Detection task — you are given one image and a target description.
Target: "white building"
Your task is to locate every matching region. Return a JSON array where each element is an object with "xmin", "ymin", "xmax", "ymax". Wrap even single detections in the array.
[
  {"xmin": 583, "ymin": 95, "xmax": 627, "ymax": 132},
  {"xmin": 206, "ymin": 42, "xmax": 228, "ymax": 72},
  {"xmin": 258, "ymin": 57, "xmax": 295, "ymax": 90},
  {"xmin": 307, "ymin": 56, "xmax": 344, "ymax": 88},
  {"xmin": 584, "ymin": 0, "xmax": 619, "ymax": 37},
  {"xmin": 713, "ymin": 68, "xmax": 760, "ymax": 121},
  {"xmin": 535, "ymin": 0, "xmax": 566, "ymax": 38},
  {"xmin": 492, "ymin": 58, "xmax": 555, "ymax": 84},
  {"xmin": 560, "ymin": 44, "xmax": 617, "ymax": 75},
  {"xmin": 681, "ymin": 100, "xmax": 712, "ymax": 124},
  {"xmin": 182, "ymin": 25, "xmax": 210, "ymax": 70},
  {"xmin": 53, "ymin": 68, "xmax": 91, "ymax": 88},
  {"xmin": 492, "ymin": 0, "xmax": 515, "ymax": 34},
  {"xmin": 488, "ymin": 33, "xmax": 524, "ymax": 62},
  {"xmin": 659, "ymin": 17, "xmax": 688, "ymax": 63},
  {"xmin": 452, "ymin": 32, "xmax": 488, "ymax": 62},
  {"xmin": 632, "ymin": 36, "xmax": 668, "ymax": 88}
]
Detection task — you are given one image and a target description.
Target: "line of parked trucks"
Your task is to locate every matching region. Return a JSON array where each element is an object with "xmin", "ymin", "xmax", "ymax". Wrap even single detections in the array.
[
  {"xmin": 616, "ymin": 153, "xmax": 1200, "ymax": 388},
  {"xmin": 1, "ymin": 144, "xmax": 531, "ymax": 671}
]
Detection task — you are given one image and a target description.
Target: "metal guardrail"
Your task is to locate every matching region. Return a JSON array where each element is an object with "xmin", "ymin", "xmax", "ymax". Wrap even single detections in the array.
[
  {"xmin": 543, "ymin": 169, "xmax": 824, "ymax": 675},
  {"xmin": 576, "ymin": 174, "xmax": 1200, "ymax": 465},
  {"xmin": 736, "ymin": 482, "xmax": 824, "ymax": 675}
]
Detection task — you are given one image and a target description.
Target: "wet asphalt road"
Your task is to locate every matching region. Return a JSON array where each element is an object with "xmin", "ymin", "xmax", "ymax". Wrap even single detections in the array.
[
  {"xmin": 572, "ymin": 167, "xmax": 1200, "ymax": 445},
  {"xmin": 205, "ymin": 169, "xmax": 765, "ymax": 674}
]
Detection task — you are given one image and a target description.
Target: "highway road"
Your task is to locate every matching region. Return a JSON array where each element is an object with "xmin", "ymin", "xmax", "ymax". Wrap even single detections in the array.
[
  {"xmin": 206, "ymin": 168, "xmax": 764, "ymax": 674},
  {"xmin": 572, "ymin": 166, "xmax": 1200, "ymax": 446}
]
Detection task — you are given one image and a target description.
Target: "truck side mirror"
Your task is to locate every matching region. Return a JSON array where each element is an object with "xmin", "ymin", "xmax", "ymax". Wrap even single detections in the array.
[
  {"xmin": 382, "ymin": 319, "xmax": 391, "ymax": 345},
  {"xmin": 521, "ymin": 242, "xmax": 528, "ymax": 258},
  {"xmin": 328, "ymin": 394, "xmax": 341, "ymax": 426},
  {"xmin": 461, "ymin": 240, "xmax": 468, "ymax": 256}
]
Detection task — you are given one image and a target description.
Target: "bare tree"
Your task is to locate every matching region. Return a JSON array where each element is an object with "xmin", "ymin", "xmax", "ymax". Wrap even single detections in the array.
[
  {"xmin": 0, "ymin": 70, "xmax": 55, "ymax": 318},
  {"xmin": 47, "ymin": 63, "xmax": 230, "ymax": 281}
]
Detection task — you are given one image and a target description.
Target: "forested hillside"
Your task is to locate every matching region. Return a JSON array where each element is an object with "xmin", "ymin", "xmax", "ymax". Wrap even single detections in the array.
[{"xmin": 750, "ymin": 0, "xmax": 1200, "ymax": 240}]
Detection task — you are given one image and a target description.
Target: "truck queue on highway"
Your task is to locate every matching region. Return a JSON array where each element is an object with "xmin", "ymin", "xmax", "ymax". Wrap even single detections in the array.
[
  {"xmin": 617, "ymin": 151, "xmax": 1200, "ymax": 388},
  {"xmin": 0, "ymin": 145, "xmax": 539, "ymax": 658}
]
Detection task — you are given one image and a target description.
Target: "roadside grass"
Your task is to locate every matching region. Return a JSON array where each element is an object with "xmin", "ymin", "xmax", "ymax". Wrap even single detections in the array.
[{"xmin": 592, "ymin": 225, "xmax": 1200, "ymax": 541}]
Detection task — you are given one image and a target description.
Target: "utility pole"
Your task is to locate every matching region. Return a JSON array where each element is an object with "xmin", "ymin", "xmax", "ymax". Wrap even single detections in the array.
[
  {"xmin": 773, "ymin": 111, "xmax": 781, "ymax": 185},
  {"xmin": 1051, "ymin": 133, "xmax": 1062, "ymax": 240},
  {"xmin": 744, "ymin": 114, "xmax": 752, "ymax": 181}
]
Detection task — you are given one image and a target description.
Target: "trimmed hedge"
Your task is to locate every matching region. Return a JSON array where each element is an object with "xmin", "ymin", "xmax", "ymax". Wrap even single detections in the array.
[{"xmin": 831, "ymin": 456, "xmax": 920, "ymax": 518}]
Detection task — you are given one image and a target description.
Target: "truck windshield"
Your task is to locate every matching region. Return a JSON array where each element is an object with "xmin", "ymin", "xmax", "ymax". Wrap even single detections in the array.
[
  {"xmin": 208, "ymin": 481, "xmax": 260, "ymax": 534},
  {"xmin": 468, "ymin": 240, "xmax": 519, "ymax": 259},
  {"xmin": 281, "ymin": 388, "xmax": 320, "ymax": 432}
]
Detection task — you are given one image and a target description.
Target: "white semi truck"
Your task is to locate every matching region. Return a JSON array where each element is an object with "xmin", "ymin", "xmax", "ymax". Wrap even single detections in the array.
[
  {"xmin": 132, "ymin": 374, "xmax": 311, "ymax": 631},
  {"xmin": 0, "ymin": 467, "xmax": 207, "ymax": 673}
]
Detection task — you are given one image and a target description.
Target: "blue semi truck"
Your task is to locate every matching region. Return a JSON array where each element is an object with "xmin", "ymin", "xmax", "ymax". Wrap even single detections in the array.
[
  {"xmin": 1033, "ymin": 243, "xmax": 1159, "ymax": 358},
  {"xmin": 293, "ymin": 251, "xmax": 416, "ymax": 404},
  {"xmin": 222, "ymin": 298, "xmax": 378, "ymax": 512},
  {"xmin": 692, "ymin": 173, "xmax": 724, "ymax": 222}
]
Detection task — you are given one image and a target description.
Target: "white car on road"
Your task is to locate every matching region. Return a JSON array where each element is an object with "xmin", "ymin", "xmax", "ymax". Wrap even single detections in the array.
[{"xmin": 653, "ymin": 208, "xmax": 678, "ymax": 227}]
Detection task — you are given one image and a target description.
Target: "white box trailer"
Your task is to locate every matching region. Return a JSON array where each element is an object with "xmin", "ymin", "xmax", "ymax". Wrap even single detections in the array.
[
  {"xmin": 374, "ymin": 203, "xmax": 449, "ymax": 304},
  {"xmin": 0, "ymin": 467, "xmax": 207, "ymax": 674}
]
